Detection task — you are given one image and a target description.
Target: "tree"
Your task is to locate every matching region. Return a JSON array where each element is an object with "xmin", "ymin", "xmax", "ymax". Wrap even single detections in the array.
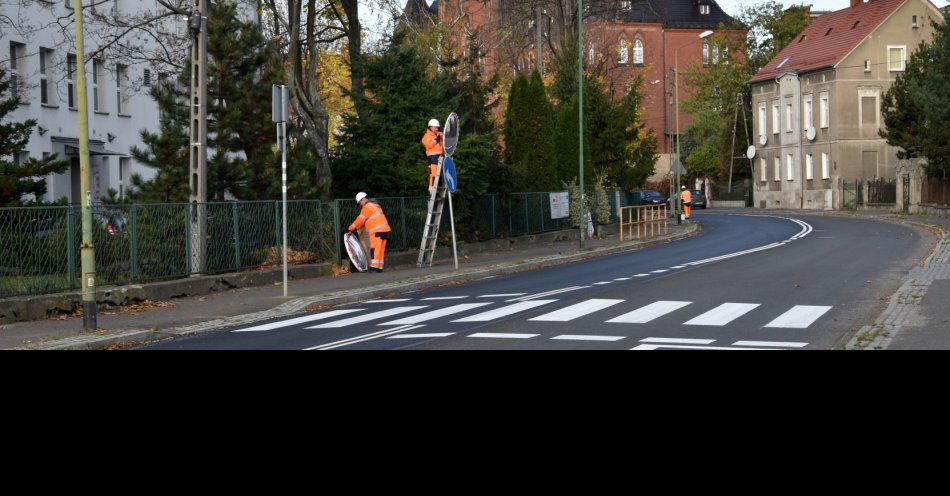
[
  {"xmin": 735, "ymin": 2, "xmax": 813, "ymax": 75},
  {"xmin": 882, "ymin": 12, "xmax": 950, "ymax": 175},
  {"xmin": 503, "ymin": 72, "xmax": 529, "ymax": 175},
  {"xmin": 503, "ymin": 70, "xmax": 556, "ymax": 191},
  {"xmin": 0, "ymin": 67, "xmax": 68, "ymax": 206},
  {"xmin": 129, "ymin": 2, "xmax": 284, "ymax": 202}
]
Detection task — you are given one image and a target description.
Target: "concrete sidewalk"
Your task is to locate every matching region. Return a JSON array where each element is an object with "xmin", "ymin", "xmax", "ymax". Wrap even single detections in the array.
[{"xmin": 1, "ymin": 220, "xmax": 699, "ymax": 349}]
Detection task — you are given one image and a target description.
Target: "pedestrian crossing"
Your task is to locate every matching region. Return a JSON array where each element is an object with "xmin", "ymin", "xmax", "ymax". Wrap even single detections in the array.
[{"xmin": 238, "ymin": 296, "xmax": 834, "ymax": 334}]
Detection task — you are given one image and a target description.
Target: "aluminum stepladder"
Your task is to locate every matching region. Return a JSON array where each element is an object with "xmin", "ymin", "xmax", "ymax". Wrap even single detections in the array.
[{"xmin": 417, "ymin": 156, "xmax": 447, "ymax": 267}]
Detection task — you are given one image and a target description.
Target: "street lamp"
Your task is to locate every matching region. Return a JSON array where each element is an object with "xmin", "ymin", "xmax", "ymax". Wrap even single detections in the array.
[
  {"xmin": 578, "ymin": 0, "xmax": 585, "ymax": 249},
  {"xmin": 674, "ymin": 30, "xmax": 713, "ymax": 224}
]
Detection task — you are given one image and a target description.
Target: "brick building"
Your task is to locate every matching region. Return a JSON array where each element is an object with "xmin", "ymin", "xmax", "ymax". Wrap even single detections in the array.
[{"xmin": 424, "ymin": 0, "xmax": 740, "ymax": 180}]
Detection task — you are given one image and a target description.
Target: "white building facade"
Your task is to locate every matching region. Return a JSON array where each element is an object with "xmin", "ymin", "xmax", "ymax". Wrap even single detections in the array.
[{"xmin": 1, "ymin": 0, "xmax": 259, "ymax": 204}]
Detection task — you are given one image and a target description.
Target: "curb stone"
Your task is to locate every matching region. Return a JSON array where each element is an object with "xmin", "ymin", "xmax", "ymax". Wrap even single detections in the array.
[{"xmin": 20, "ymin": 222, "xmax": 700, "ymax": 349}]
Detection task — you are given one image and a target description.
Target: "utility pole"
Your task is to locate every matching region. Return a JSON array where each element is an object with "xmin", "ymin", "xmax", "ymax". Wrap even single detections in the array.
[
  {"xmin": 578, "ymin": 0, "xmax": 586, "ymax": 249},
  {"xmin": 188, "ymin": 0, "xmax": 208, "ymax": 276},
  {"xmin": 72, "ymin": 0, "xmax": 96, "ymax": 330}
]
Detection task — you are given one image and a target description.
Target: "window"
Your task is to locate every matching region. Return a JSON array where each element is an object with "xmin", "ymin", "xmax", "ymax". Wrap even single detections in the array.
[
  {"xmin": 92, "ymin": 59, "xmax": 106, "ymax": 112},
  {"xmin": 786, "ymin": 102, "xmax": 793, "ymax": 133},
  {"xmin": 760, "ymin": 157, "xmax": 768, "ymax": 182},
  {"xmin": 774, "ymin": 156, "xmax": 781, "ymax": 181},
  {"xmin": 772, "ymin": 101, "xmax": 780, "ymax": 135},
  {"xmin": 722, "ymin": 47, "xmax": 729, "ymax": 64},
  {"xmin": 819, "ymin": 92, "xmax": 829, "ymax": 129},
  {"xmin": 119, "ymin": 157, "xmax": 130, "ymax": 200},
  {"xmin": 143, "ymin": 69, "xmax": 151, "ymax": 86},
  {"xmin": 66, "ymin": 54, "xmax": 76, "ymax": 109},
  {"xmin": 116, "ymin": 64, "xmax": 128, "ymax": 114},
  {"xmin": 8, "ymin": 42, "xmax": 25, "ymax": 102},
  {"xmin": 702, "ymin": 43, "xmax": 709, "ymax": 66},
  {"xmin": 803, "ymin": 94, "xmax": 813, "ymax": 131},
  {"xmin": 758, "ymin": 102, "xmax": 767, "ymax": 138},
  {"xmin": 589, "ymin": 46, "xmax": 594, "ymax": 63},
  {"xmin": 888, "ymin": 46, "xmax": 906, "ymax": 71},
  {"xmin": 39, "ymin": 48, "xmax": 53, "ymax": 105},
  {"xmin": 861, "ymin": 95, "xmax": 877, "ymax": 126},
  {"xmin": 633, "ymin": 40, "xmax": 644, "ymax": 66},
  {"xmin": 912, "ymin": 15, "xmax": 919, "ymax": 28},
  {"xmin": 12, "ymin": 151, "xmax": 29, "ymax": 167},
  {"xmin": 619, "ymin": 39, "xmax": 628, "ymax": 65},
  {"xmin": 700, "ymin": 4, "xmax": 710, "ymax": 15},
  {"xmin": 806, "ymin": 154, "xmax": 814, "ymax": 180},
  {"xmin": 787, "ymin": 154, "xmax": 794, "ymax": 181},
  {"xmin": 712, "ymin": 45, "xmax": 719, "ymax": 65},
  {"xmin": 821, "ymin": 152, "xmax": 830, "ymax": 179},
  {"xmin": 621, "ymin": 1, "xmax": 631, "ymax": 10}
]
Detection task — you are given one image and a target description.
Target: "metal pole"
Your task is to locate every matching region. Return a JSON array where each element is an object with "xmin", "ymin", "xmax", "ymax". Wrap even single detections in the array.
[
  {"xmin": 73, "ymin": 0, "xmax": 97, "ymax": 329},
  {"xmin": 130, "ymin": 204, "xmax": 137, "ymax": 283},
  {"xmin": 674, "ymin": 49, "xmax": 681, "ymax": 225},
  {"xmin": 448, "ymin": 191, "xmax": 458, "ymax": 270},
  {"xmin": 281, "ymin": 121, "xmax": 288, "ymax": 297},
  {"xmin": 188, "ymin": 0, "xmax": 208, "ymax": 275},
  {"xmin": 578, "ymin": 0, "xmax": 586, "ymax": 248}
]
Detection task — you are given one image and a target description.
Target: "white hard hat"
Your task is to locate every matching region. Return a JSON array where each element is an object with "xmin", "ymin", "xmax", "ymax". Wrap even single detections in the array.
[
  {"xmin": 355, "ymin": 192, "xmax": 367, "ymax": 202},
  {"xmin": 681, "ymin": 185, "xmax": 687, "ymax": 189},
  {"xmin": 428, "ymin": 119, "xmax": 440, "ymax": 128}
]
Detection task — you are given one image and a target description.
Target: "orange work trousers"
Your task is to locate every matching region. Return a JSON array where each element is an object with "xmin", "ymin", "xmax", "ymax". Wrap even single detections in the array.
[
  {"xmin": 370, "ymin": 232, "xmax": 389, "ymax": 270},
  {"xmin": 428, "ymin": 155, "xmax": 440, "ymax": 193},
  {"xmin": 684, "ymin": 203, "xmax": 692, "ymax": 218}
]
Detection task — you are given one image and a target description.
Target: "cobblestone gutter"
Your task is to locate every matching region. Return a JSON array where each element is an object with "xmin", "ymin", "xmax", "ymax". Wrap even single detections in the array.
[{"xmin": 847, "ymin": 222, "xmax": 950, "ymax": 350}]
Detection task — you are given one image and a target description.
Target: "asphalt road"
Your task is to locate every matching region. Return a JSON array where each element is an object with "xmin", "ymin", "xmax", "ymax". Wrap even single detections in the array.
[{"xmin": 143, "ymin": 212, "xmax": 926, "ymax": 350}]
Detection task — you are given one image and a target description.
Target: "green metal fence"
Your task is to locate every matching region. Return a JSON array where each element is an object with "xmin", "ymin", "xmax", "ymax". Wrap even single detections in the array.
[{"xmin": 1, "ymin": 190, "xmax": 626, "ymax": 298}]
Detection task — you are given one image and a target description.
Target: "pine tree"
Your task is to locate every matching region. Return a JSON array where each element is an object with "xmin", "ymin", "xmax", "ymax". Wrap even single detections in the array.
[
  {"xmin": 519, "ymin": 70, "xmax": 557, "ymax": 191},
  {"xmin": 553, "ymin": 95, "xmax": 592, "ymax": 188},
  {"xmin": 0, "ymin": 67, "xmax": 68, "ymax": 206},
  {"xmin": 129, "ymin": 1, "xmax": 283, "ymax": 202},
  {"xmin": 502, "ymin": 72, "xmax": 529, "ymax": 181}
]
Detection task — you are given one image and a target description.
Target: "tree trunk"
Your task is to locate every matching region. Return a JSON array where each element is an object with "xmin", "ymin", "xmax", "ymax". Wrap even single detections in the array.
[{"xmin": 340, "ymin": 0, "xmax": 368, "ymax": 123}]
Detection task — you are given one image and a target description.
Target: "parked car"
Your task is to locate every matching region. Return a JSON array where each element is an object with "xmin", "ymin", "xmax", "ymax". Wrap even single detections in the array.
[
  {"xmin": 636, "ymin": 190, "xmax": 669, "ymax": 207},
  {"xmin": 690, "ymin": 189, "xmax": 707, "ymax": 209}
]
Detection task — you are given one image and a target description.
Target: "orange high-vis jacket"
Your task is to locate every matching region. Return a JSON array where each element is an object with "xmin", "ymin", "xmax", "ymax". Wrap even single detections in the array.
[
  {"xmin": 681, "ymin": 190, "xmax": 692, "ymax": 203},
  {"xmin": 349, "ymin": 201, "xmax": 391, "ymax": 234},
  {"xmin": 422, "ymin": 129, "xmax": 443, "ymax": 156}
]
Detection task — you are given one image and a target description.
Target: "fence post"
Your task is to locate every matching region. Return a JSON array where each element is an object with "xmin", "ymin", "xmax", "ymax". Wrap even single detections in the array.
[
  {"xmin": 130, "ymin": 204, "xmax": 138, "ymax": 283},
  {"xmin": 331, "ymin": 200, "xmax": 342, "ymax": 264},
  {"xmin": 400, "ymin": 197, "xmax": 407, "ymax": 250},
  {"xmin": 232, "ymin": 201, "xmax": 241, "ymax": 270},
  {"xmin": 539, "ymin": 193, "xmax": 545, "ymax": 232},
  {"xmin": 67, "ymin": 206, "xmax": 77, "ymax": 289},
  {"xmin": 185, "ymin": 202, "xmax": 192, "ymax": 276}
]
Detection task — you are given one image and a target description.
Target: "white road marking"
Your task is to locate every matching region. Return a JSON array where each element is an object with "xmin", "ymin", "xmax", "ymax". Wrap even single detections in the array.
[
  {"xmin": 614, "ymin": 277, "xmax": 631, "ymax": 281},
  {"xmin": 307, "ymin": 306, "xmax": 428, "ymax": 328},
  {"xmin": 421, "ymin": 296, "xmax": 468, "ymax": 301},
  {"xmin": 650, "ymin": 269, "xmax": 668, "ymax": 273},
  {"xmin": 452, "ymin": 300, "xmax": 557, "ymax": 322},
  {"xmin": 379, "ymin": 303, "xmax": 493, "ymax": 325},
  {"xmin": 305, "ymin": 325, "xmax": 423, "ymax": 350},
  {"xmin": 529, "ymin": 299, "xmax": 624, "ymax": 322},
  {"xmin": 631, "ymin": 344, "xmax": 775, "ymax": 351},
  {"xmin": 469, "ymin": 333, "xmax": 539, "ymax": 339},
  {"xmin": 387, "ymin": 333, "xmax": 456, "ymax": 339},
  {"xmin": 763, "ymin": 305, "xmax": 833, "ymax": 329},
  {"xmin": 552, "ymin": 335, "xmax": 626, "ymax": 342},
  {"xmin": 607, "ymin": 301, "xmax": 693, "ymax": 324},
  {"xmin": 509, "ymin": 286, "xmax": 589, "ymax": 302},
  {"xmin": 733, "ymin": 340, "xmax": 809, "ymax": 348},
  {"xmin": 633, "ymin": 274, "xmax": 649, "ymax": 277},
  {"xmin": 683, "ymin": 303, "xmax": 760, "ymax": 326},
  {"xmin": 365, "ymin": 299, "xmax": 412, "ymax": 303},
  {"xmin": 670, "ymin": 266, "xmax": 686, "ymax": 269},
  {"xmin": 478, "ymin": 293, "xmax": 526, "ymax": 298},
  {"xmin": 592, "ymin": 281, "xmax": 612, "ymax": 285},
  {"xmin": 639, "ymin": 337, "xmax": 716, "ymax": 345},
  {"xmin": 233, "ymin": 309, "xmax": 363, "ymax": 332}
]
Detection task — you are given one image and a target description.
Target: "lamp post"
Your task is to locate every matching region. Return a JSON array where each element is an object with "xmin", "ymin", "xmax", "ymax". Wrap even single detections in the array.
[
  {"xmin": 72, "ymin": 0, "xmax": 97, "ymax": 330},
  {"xmin": 578, "ymin": 0, "xmax": 585, "ymax": 249},
  {"xmin": 674, "ymin": 30, "xmax": 713, "ymax": 224}
]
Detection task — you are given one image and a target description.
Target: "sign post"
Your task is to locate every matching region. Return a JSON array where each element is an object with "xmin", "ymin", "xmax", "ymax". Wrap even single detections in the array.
[
  {"xmin": 273, "ymin": 85, "xmax": 289, "ymax": 297},
  {"xmin": 443, "ymin": 113, "xmax": 460, "ymax": 270}
]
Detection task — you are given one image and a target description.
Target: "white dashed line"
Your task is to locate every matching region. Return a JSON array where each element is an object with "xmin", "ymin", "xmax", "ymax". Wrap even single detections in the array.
[
  {"xmin": 552, "ymin": 335, "xmax": 626, "ymax": 342},
  {"xmin": 639, "ymin": 337, "xmax": 716, "ymax": 345},
  {"xmin": 469, "ymin": 333, "xmax": 539, "ymax": 339},
  {"xmin": 733, "ymin": 341, "xmax": 809, "ymax": 348}
]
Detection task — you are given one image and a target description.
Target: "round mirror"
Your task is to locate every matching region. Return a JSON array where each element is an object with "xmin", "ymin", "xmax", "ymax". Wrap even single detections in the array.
[{"xmin": 746, "ymin": 146, "xmax": 757, "ymax": 160}]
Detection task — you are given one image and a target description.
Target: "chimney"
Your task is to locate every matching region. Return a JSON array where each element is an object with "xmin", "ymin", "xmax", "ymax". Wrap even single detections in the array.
[{"xmin": 851, "ymin": 0, "xmax": 868, "ymax": 7}]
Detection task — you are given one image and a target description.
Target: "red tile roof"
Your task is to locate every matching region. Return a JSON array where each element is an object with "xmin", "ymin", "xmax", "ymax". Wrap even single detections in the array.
[{"xmin": 751, "ymin": 0, "xmax": 907, "ymax": 83}]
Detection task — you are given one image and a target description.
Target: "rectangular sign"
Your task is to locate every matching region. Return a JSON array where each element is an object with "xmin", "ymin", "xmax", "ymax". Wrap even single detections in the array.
[
  {"xmin": 272, "ymin": 85, "xmax": 288, "ymax": 123},
  {"xmin": 550, "ymin": 192, "xmax": 569, "ymax": 219}
]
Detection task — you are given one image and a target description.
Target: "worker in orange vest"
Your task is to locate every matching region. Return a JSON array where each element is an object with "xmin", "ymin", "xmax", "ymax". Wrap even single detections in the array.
[
  {"xmin": 421, "ymin": 118, "xmax": 443, "ymax": 194},
  {"xmin": 349, "ymin": 192, "xmax": 392, "ymax": 272},
  {"xmin": 681, "ymin": 185, "xmax": 693, "ymax": 220}
]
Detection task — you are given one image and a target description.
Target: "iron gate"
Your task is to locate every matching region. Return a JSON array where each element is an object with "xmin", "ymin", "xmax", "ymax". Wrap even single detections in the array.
[{"xmin": 867, "ymin": 178, "xmax": 897, "ymax": 205}]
